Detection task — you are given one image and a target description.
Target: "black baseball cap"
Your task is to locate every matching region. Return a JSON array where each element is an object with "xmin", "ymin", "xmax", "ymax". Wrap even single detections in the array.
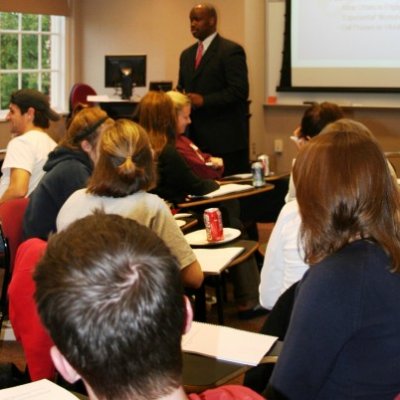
[{"xmin": 10, "ymin": 89, "xmax": 61, "ymax": 121}]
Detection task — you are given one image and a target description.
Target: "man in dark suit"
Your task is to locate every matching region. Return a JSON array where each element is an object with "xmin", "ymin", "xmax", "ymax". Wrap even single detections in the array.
[{"xmin": 178, "ymin": 3, "xmax": 250, "ymax": 176}]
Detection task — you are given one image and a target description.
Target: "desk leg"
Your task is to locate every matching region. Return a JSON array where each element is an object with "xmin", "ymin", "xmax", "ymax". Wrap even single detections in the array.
[
  {"xmin": 214, "ymin": 276, "xmax": 225, "ymax": 325},
  {"xmin": 192, "ymin": 284, "xmax": 207, "ymax": 322}
]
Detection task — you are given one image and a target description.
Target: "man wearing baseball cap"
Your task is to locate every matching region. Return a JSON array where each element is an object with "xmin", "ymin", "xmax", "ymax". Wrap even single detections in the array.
[{"xmin": 0, "ymin": 89, "xmax": 59, "ymax": 203}]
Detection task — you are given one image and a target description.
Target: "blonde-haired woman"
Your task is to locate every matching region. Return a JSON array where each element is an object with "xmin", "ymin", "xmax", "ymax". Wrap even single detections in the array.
[
  {"xmin": 166, "ymin": 90, "xmax": 224, "ymax": 179},
  {"xmin": 137, "ymin": 91, "xmax": 219, "ymax": 204},
  {"xmin": 23, "ymin": 106, "xmax": 112, "ymax": 240},
  {"xmin": 56, "ymin": 118, "xmax": 203, "ymax": 289}
]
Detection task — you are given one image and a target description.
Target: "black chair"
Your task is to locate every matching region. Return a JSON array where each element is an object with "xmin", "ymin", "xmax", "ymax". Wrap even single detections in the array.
[{"xmin": 0, "ymin": 223, "xmax": 10, "ymax": 330}]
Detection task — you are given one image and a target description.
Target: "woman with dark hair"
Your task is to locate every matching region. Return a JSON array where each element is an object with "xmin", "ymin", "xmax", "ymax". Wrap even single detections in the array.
[
  {"xmin": 56, "ymin": 119, "xmax": 203, "ymax": 289},
  {"xmin": 23, "ymin": 106, "xmax": 112, "ymax": 240},
  {"xmin": 265, "ymin": 119, "xmax": 400, "ymax": 399},
  {"xmin": 285, "ymin": 101, "xmax": 345, "ymax": 203}
]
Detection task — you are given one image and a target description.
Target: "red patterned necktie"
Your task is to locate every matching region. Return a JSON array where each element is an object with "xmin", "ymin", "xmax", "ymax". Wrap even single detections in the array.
[{"xmin": 195, "ymin": 42, "xmax": 204, "ymax": 69}]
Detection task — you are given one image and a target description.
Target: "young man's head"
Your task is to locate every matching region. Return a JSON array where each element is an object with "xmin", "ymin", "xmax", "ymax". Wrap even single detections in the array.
[
  {"xmin": 34, "ymin": 212, "xmax": 193, "ymax": 400},
  {"xmin": 6, "ymin": 89, "xmax": 60, "ymax": 135}
]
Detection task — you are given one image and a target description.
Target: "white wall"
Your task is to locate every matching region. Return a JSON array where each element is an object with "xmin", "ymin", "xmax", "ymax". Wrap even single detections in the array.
[{"xmin": 72, "ymin": 0, "xmax": 267, "ymax": 159}]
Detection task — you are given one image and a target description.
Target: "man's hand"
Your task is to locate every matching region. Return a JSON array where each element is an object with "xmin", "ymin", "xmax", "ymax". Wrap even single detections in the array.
[
  {"xmin": 187, "ymin": 93, "xmax": 204, "ymax": 108},
  {"xmin": 209, "ymin": 157, "xmax": 224, "ymax": 169}
]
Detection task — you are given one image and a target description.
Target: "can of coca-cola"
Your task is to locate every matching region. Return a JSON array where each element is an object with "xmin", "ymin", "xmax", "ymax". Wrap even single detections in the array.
[{"xmin": 203, "ymin": 208, "xmax": 224, "ymax": 242}]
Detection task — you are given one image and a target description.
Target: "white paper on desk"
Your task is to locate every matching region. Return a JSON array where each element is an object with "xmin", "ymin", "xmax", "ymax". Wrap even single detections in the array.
[
  {"xmin": 182, "ymin": 321, "xmax": 278, "ymax": 366},
  {"xmin": 0, "ymin": 379, "xmax": 79, "ymax": 399},
  {"xmin": 223, "ymin": 173, "xmax": 252, "ymax": 180},
  {"xmin": 192, "ymin": 183, "xmax": 253, "ymax": 199},
  {"xmin": 193, "ymin": 247, "xmax": 244, "ymax": 274}
]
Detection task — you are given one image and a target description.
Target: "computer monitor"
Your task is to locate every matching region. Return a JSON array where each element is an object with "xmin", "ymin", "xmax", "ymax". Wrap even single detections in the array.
[
  {"xmin": 105, "ymin": 55, "xmax": 147, "ymax": 89},
  {"xmin": 149, "ymin": 81, "xmax": 173, "ymax": 92}
]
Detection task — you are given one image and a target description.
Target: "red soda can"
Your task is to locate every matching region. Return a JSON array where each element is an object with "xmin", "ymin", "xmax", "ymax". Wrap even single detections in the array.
[{"xmin": 203, "ymin": 208, "xmax": 224, "ymax": 242}]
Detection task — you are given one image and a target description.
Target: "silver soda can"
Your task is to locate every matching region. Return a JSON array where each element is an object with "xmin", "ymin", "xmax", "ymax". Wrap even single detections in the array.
[
  {"xmin": 252, "ymin": 161, "xmax": 265, "ymax": 187},
  {"xmin": 258, "ymin": 154, "xmax": 270, "ymax": 176}
]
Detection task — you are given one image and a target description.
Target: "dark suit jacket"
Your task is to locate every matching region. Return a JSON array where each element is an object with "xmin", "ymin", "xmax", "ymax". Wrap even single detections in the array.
[{"xmin": 178, "ymin": 34, "xmax": 249, "ymax": 155}]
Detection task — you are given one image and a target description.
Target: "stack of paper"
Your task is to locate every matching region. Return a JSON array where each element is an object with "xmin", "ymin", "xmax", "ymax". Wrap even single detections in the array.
[
  {"xmin": 193, "ymin": 247, "xmax": 244, "ymax": 274},
  {"xmin": 182, "ymin": 321, "xmax": 278, "ymax": 366},
  {"xmin": 0, "ymin": 379, "xmax": 79, "ymax": 399},
  {"xmin": 189, "ymin": 183, "xmax": 253, "ymax": 199}
]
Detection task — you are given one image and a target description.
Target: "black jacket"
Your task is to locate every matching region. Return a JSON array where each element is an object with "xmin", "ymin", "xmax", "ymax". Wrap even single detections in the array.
[
  {"xmin": 178, "ymin": 34, "xmax": 249, "ymax": 155},
  {"xmin": 23, "ymin": 147, "xmax": 93, "ymax": 240},
  {"xmin": 153, "ymin": 144, "xmax": 219, "ymax": 205}
]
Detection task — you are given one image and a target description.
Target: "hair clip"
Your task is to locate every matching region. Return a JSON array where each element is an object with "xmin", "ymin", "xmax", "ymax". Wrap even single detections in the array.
[{"xmin": 73, "ymin": 116, "xmax": 108, "ymax": 143}]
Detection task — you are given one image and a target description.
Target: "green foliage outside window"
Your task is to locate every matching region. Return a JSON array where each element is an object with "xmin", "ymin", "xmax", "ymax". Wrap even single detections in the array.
[{"xmin": 0, "ymin": 12, "xmax": 54, "ymax": 110}]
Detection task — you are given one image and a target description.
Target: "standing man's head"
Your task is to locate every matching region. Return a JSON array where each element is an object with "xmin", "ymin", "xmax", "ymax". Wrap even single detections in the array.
[
  {"xmin": 34, "ymin": 212, "xmax": 193, "ymax": 400},
  {"xmin": 6, "ymin": 89, "xmax": 60, "ymax": 135},
  {"xmin": 189, "ymin": 3, "xmax": 217, "ymax": 41}
]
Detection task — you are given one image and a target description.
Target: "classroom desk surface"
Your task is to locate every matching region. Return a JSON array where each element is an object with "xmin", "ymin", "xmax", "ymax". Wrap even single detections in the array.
[
  {"xmin": 183, "ymin": 340, "xmax": 283, "ymax": 393},
  {"xmin": 220, "ymin": 171, "xmax": 290, "ymax": 185},
  {"xmin": 177, "ymin": 183, "xmax": 274, "ymax": 209},
  {"xmin": 190, "ymin": 239, "xmax": 259, "ymax": 324},
  {"xmin": 178, "ymin": 216, "xmax": 198, "ymax": 232}
]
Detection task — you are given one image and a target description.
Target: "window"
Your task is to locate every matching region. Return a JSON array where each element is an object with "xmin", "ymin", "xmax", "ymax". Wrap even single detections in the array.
[{"xmin": 0, "ymin": 12, "xmax": 65, "ymax": 113}]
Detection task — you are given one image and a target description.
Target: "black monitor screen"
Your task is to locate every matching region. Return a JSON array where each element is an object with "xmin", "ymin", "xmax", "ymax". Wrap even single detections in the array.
[{"xmin": 105, "ymin": 55, "xmax": 147, "ymax": 88}]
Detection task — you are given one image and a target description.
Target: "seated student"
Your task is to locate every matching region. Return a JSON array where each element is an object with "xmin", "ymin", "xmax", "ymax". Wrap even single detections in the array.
[
  {"xmin": 166, "ymin": 90, "xmax": 224, "ymax": 180},
  {"xmin": 259, "ymin": 199, "xmax": 307, "ymax": 311},
  {"xmin": 34, "ymin": 212, "xmax": 264, "ymax": 400},
  {"xmin": 23, "ymin": 106, "xmax": 112, "ymax": 240},
  {"xmin": 137, "ymin": 91, "xmax": 219, "ymax": 205},
  {"xmin": 0, "ymin": 89, "xmax": 58, "ymax": 203},
  {"xmin": 285, "ymin": 101, "xmax": 344, "ymax": 203},
  {"xmin": 56, "ymin": 118, "xmax": 203, "ymax": 289},
  {"xmin": 138, "ymin": 91, "xmax": 265, "ymax": 318},
  {"xmin": 265, "ymin": 119, "xmax": 400, "ymax": 399}
]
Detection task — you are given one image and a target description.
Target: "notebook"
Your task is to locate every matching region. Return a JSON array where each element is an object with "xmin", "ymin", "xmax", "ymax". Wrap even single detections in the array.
[
  {"xmin": 193, "ymin": 247, "xmax": 244, "ymax": 274},
  {"xmin": 182, "ymin": 321, "xmax": 278, "ymax": 366}
]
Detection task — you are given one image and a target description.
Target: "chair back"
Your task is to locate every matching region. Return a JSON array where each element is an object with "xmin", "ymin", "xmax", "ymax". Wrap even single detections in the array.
[
  {"xmin": 0, "ymin": 197, "xmax": 30, "ymax": 272},
  {"xmin": 0, "ymin": 223, "xmax": 10, "ymax": 325},
  {"xmin": 8, "ymin": 238, "xmax": 55, "ymax": 381},
  {"xmin": 69, "ymin": 83, "xmax": 97, "ymax": 112},
  {"xmin": 0, "ymin": 197, "xmax": 29, "ymax": 326}
]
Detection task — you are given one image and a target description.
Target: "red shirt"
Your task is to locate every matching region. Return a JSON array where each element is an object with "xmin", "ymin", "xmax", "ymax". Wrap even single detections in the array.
[
  {"xmin": 188, "ymin": 385, "xmax": 264, "ymax": 400},
  {"xmin": 176, "ymin": 135, "xmax": 224, "ymax": 180}
]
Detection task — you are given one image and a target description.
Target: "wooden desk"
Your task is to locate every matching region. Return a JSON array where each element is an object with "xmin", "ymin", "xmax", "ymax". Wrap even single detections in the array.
[
  {"xmin": 177, "ymin": 184, "xmax": 274, "ymax": 209},
  {"xmin": 192, "ymin": 239, "xmax": 259, "ymax": 325},
  {"xmin": 183, "ymin": 340, "xmax": 283, "ymax": 393},
  {"xmin": 220, "ymin": 171, "xmax": 290, "ymax": 185},
  {"xmin": 87, "ymin": 95, "xmax": 138, "ymax": 119},
  {"xmin": 179, "ymin": 216, "xmax": 198, "ymax": 232}
]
